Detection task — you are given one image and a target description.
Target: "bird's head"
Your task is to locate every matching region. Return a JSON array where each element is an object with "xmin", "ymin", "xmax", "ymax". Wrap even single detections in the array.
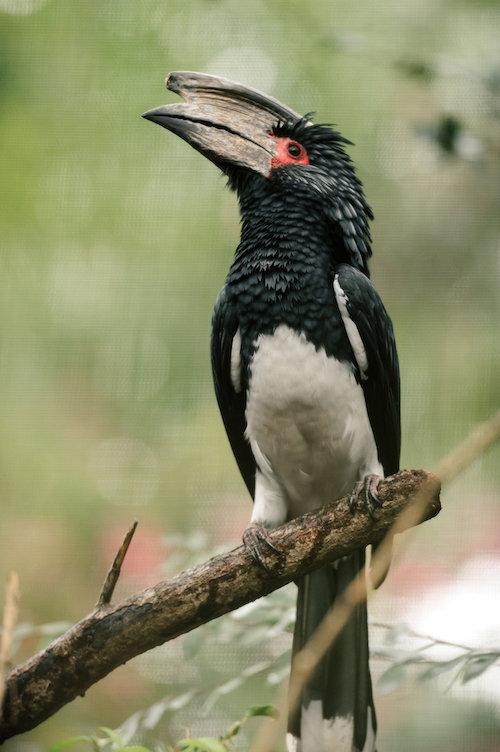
[{"xmin": 143, "ymin": 71, "xmax": 373, "ymax": 273}]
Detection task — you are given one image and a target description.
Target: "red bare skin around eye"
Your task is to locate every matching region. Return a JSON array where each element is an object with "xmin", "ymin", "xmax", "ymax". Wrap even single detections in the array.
[{"xmin": 269, "ymin": 134, "xmax": 309, "ymax": 170}]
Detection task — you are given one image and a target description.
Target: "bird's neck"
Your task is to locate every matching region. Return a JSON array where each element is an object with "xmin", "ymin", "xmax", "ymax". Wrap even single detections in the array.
[
  {"xmin": 225, "ymin": 187, "xmax": 368, "ymax": 358},
  {"xmin": 226, "ymin": 196, "xmax": 339, "ymax": 350},
  {"xmin": 235, "ymin": 193, "xmax": 331, "ymax": 271}
]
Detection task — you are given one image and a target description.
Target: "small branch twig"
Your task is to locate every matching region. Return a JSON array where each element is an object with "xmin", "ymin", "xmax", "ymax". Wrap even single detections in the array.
[
  {"xmin": 434, "ymin": 407, "xmax": 500, "ymax": 484},
  {"xmin": 97, "ymin": 521, "xmax": 138, "ymax": 608},
  {"xmin": 371, "ymin": 621, "xmax": 493, "ymax": 655},
  {"xmin": 0, "ymin": 573, "xmax": 20, "ymax": 711},
  {"xmin": 0, "ymin": 469, "xmax": 440, "ymax": 743}
]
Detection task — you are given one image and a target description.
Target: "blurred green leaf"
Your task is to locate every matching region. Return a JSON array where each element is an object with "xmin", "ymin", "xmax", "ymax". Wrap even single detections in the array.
[
  {"xmin": 416, "ymin": 656, "xmax": 467, "ymax": 683},
  {"xmin": 177, "ymin": 739, "xmax": 227, "ymax": 752},
  {"xmin": 99, "ymin": 727, "xmax": 124, "ymax": 745},
  {"xmin": 461, "ymin": 653, "xmax": 499, "ymax": 683},
  {"xmin": 222, "ymin": 720, "xmax": 242, "ymax": 740},
  {"xmin": 377, "ymin": 662, "xmax": 409, "ymax": 694},
  {"xmin": 245, "ymin": 703, "xmax": 279, "ymax": 719}
]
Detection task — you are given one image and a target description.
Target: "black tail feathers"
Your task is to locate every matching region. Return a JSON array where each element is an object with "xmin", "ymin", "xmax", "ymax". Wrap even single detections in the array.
[{"xmin": 287, "ymin": 551, "xmax": 376, "ymax": 752}]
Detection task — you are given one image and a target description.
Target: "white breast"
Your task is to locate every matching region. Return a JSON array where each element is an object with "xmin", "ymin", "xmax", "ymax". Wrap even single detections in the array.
[{"xmin": 245, "ymin": 325, "xmax": 382, "ymax": 526}]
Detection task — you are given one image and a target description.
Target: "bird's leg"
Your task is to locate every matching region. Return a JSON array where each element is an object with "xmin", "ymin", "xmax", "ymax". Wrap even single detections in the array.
[
  {"xmin": 243, "ymin": 472, "xmax": 286, "ymax": 571},
  {"xmin": 348, "ymin": 474, "xmax": 383, "ymax": 520},
  {"xmin": 242, "ymin": 522, "xmax": 280, "ymax": 572}
]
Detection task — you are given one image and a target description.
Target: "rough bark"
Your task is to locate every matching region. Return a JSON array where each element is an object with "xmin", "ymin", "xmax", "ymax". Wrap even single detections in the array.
[{"xmin": 0, "ymin": 469, "xmax": 440, "ymax": 742}]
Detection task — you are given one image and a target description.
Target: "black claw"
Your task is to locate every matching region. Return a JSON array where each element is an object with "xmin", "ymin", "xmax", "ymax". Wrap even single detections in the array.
[
  {"xmin": 349, "ymin": 474, "xmax": 382, "ymax": 520},
  {"xmin": 348, "ymin": 480, "xmax": 364, "ymax": 514},
  {"xmin": 242, "ymin": 523, "xmax": 280, "ymax": 572}
]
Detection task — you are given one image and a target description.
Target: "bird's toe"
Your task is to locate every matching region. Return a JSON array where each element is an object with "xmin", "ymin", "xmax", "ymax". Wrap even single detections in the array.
[
  {"xmin": 242, "ymin": 522, "xmax": 280, "ymax": 571},
  {"xmin": 349, "ymin": 474, "xmax": 382, "ymax": 520}
]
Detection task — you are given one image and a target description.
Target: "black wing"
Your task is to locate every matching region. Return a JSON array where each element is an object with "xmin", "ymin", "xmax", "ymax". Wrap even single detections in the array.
[
  {"xmin": 335, "ymin": 263, "xmax": 401, "ymax": 476},
  {"xmin": 211, "ymin": 285, "xmax": 256, "ymax": 498}
]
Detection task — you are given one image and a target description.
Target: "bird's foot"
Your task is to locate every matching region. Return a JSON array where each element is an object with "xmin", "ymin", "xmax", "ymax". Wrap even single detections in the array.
[
  {"xmin": 242, "ymin": 522, "xmax": 280, "ymax": 572},
  {"xmin": 348, "ymin": 474, "xmax": 383, "ymax": 520}
]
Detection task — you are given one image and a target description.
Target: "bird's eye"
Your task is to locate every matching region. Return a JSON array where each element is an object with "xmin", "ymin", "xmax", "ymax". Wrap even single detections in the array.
[
  {"xmin": 269, "ymin": 135, "xmax": 310, "ymax": 170},
  {"xmin": 287, "ymin": 142, "xmax": 303, "ymax": 158}
]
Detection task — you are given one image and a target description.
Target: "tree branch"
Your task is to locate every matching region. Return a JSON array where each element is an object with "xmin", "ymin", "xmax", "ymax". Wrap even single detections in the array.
[{"xmin": 0, "ymin": 469, "xmax": 440, "ymax": 742}]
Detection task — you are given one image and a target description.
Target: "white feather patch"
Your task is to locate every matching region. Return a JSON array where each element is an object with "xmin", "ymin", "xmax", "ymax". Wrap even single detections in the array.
[
  {"xmin": 245, "ymin": 325, "xmax": 381, "ymax": 521},
  {"xmin": 230, "ymin": 327, "xmax": 242, "ymax": 393},
  {"xmin": 301, "ymin": 701, "xmax": 354, "ymax": 752},
  {"xmin": 295, "ymin": 702, "xmax": 376, "ymax": 752},
  {"xmin": 333, "ymin": 274, "xmax": 369, "ymax": 380},
  {"xmin": 250, "ymin": 467, "xmax": 288, "ymax": 529},
  {"xmin": 362, "ymin": 707, "xmax": 377, "ymax": 752}
]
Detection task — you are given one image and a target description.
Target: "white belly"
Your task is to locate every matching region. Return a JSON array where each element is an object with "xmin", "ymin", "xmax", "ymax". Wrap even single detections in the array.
[{"xmin": 245, "ymin": 324, "xmax": 382, "ymax": 526}]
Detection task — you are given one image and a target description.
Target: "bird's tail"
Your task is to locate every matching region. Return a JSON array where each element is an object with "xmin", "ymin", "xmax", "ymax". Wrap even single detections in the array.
[{"xmin": 287, "ymin": 551, "xmax": 376, "ymax": 752}]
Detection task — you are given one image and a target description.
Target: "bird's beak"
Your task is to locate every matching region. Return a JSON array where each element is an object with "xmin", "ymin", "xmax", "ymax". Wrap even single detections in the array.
[{"xmin": 142, "ymin": 71, "xmax": 302, "ymax": 177}]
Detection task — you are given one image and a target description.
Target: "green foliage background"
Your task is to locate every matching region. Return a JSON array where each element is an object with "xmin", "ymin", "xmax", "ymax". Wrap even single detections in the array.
[{"xmin": 0, "ymin": 0, "xmax": 499, "ymax": 749}]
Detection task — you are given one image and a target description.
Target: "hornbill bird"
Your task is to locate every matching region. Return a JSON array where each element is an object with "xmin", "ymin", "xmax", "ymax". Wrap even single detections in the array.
[{"xmin": 143, "ymin": 71, "xmax": 400, "ymax": 752}]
